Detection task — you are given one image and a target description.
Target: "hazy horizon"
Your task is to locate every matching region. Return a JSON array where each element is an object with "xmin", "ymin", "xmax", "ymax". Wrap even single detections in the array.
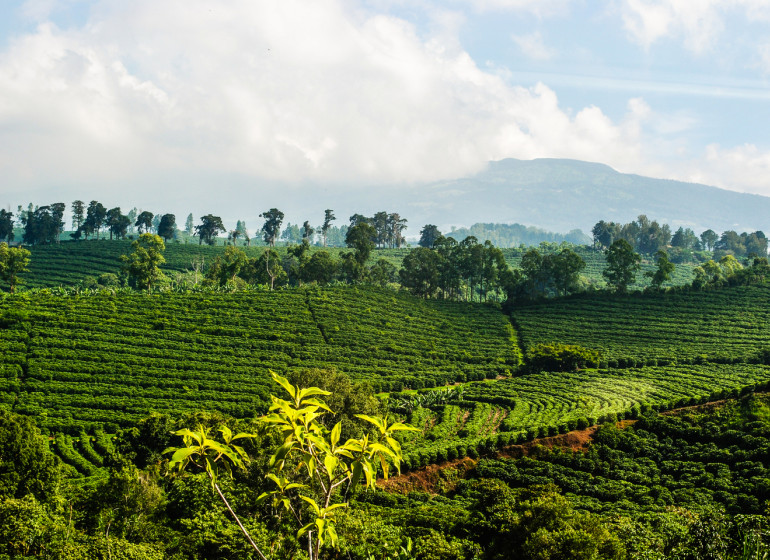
[{"xmin": 3, "ymin": 1, "xmax": 770, "ymax": 233}]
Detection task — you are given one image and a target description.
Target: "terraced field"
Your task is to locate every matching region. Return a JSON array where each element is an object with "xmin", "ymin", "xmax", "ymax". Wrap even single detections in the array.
[
  {"xmin": 512, "ymin": 285, "xmax": 770, "ymax": 366},
  {"xmin": 397, "ymin": 363, "xmax": 770, "ymax": 470},
  {"xmin": 23, "ymin": 241, "xmax": 408, "ymax": 288},
  {"xmin": 23, "ymin": 241, "xmax": 701, "ymax": 290},
  {"xmin": 502, "ymin": 246, "xmax": 700, "ymax": 289},
  {"xmin": 0, "ymin": 287, "xmax": 519, "ymax": 434},
  {"xmin": 3, "ymin": 277, "xmax": 770, "ymax": 475}
]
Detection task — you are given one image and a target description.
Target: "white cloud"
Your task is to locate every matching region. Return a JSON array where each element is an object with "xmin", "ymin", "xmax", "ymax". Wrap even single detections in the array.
[
  {"xmin": 619, "ymin": 0, "xmax": 770, "ymax": 53},
  {"xmin": 690, "ymin": 143, "xmax": 770, "ymax": 195},
  {"xmin": 450, "ymin": 0, "xmax": 572, "ymax": 16},
  {"xmin": 757, "ymin": 41, "xmax": 770, "ymax": 73},
  {"xmin": 511, "ymin": 31, "xmax": 556, "ymax": 60},
  {"xmin": 3, "ymin": 0, "xmax": 769, "ymax": 213},
  {"xmin": 0, "ymin": 0, "xmax": 654, "ymax": 196}
]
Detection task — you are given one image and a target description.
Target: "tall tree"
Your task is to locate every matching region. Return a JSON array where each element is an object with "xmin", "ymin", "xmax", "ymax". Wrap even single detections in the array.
[
  {"xmin": 236, "ymin": 220, "xmax": 250, "ymax": 245},
  {"xmin": 135, "ymin": 211, "xmax": 154, "ymax": 234},
  {"xmin": 84, "ymin": 201, "xmax": 107, "ymax": 240},
  {"xmin": 603, "ymin": 239, "xmax": 641, "ymax": 293},
  {"xmin": 0, "ymin": 243, "xmax": 30, "ymax": 293},
  {"xmin": 185, "ymin": 213, "xmax": 195, "ymax": 235},
  {"xmin": 286, "ymin": 239, "xmax": 312, "ymax": 286},
  {"xmin": 126, "ymin": 208, "xmax": 138, "ymax": 233},
  {"xmin": 345, "ymin": 222, "xmax": 376, "ymax": 266},
  {"xmin": 304, "ymin": 251, "xmax": 338, "ymax": 285},
  {"xmin": 715, "ymin": 230, "xmax": 745, "ymax": 256},
  {"xmin": 348, "ymin": 213, "xmax": 369, "ymax": 228},
  {"xmin": 744, "ymin": 231, "xmax": 768, "ymax": 257},
  {"xmin": 671, "ymin": 227, "xmax": 697, "ymax": 250},
  {"xmin": 519, "ymin": 248, "xmax": 549, "ymax": 298},
  {"xmin": 207, "ymin": 246, "xmax": 248, "ymax": 286},
  {"xmin": 22, "ymin": 205, "xmax": 61, "ymax": 245},
  {"xmin": 302, "ymin": 221, "xmax": 315, "ymax": 242},
  {"xmin": 387, "ymin": 213, "xmax": 407, "ymax": 248},
  {"xmin": 418, "ymin": 224, "xmax": 441, "ymax": 248},
  {"xmin": 105, "ymin": 207, "xmax": 126, "ymax": 240},
  {"xmin": 195, "ymin": 215, "xmax": 226, "ymax": 245},
  {"xmin": 591, "ymin": 220, "xmax": 618, "ymax": 249},
  {"xmin": 50, "ymin": 203, "xmax": 65, "ymax": 244},
  {"xmin": 634, "ymin": 215, "xmax": 670, "ymax": 254},
  {"xmin": 434, "ymin": 236, "xmax": 462, "ymax": 299},
  {"xmin": 260, "ymin": 208, "xmax": 284, "ymax": 246},
  {"xmin": 372, "ymin": 211, "xmax": 389, "ymax": 248},
  {"xmin": 0, "ymin": 210, "xmax": 13, "ymax": 243},
  {"xmin": 256, "ymin": 249, "xmax": 287, "ymax": 290},
  {"xmin": 322, "ymin": 209, "xmax": 335, "ymax": 247},
  {"xmin": 121, "ymin": 233, "xmax": 166, "ymax": 291},
  {"xmin": 399, "ymin": 247, "xmax": 440, "ymax": 298},
  {"xmin": 157, "ymin": 214, "xmax": 176, "ymax": 241},
  {"xmin": 280, "ymin": 223, "xmax": 302, "ymax": 244},
  {"xmin": 645, "ymin": 250, "xmax": 675, "ymax": 290},
  {"xmin": 550, "ymin": 248, "xmax": 586, "ymax": 297},
  {"xmin": 700, "ymin": 229, "xmax": 718, "ymax": 252},
  {"xmin": 71, "ymin": 200, "xmax": 85, "ymax": 231}
]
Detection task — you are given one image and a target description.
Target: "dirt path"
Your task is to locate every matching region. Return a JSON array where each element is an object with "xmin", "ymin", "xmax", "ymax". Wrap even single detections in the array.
[
  {"xmin": 380, "ymin": 424, "xmax": 606, "ymax": 494},
  {"xmin": 380, "ymin": 397, "xmax": 743, "ymax": 494}
]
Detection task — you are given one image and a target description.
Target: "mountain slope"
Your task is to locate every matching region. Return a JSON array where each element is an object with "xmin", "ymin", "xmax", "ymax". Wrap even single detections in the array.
[{"xmin": 402, "ymin": 158, "xmax": 770, "ymax": 234}]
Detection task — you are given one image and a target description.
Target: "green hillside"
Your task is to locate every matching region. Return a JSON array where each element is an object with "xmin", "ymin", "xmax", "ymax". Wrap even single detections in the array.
[
  {"xmin": 512, "ymin": 284, "xmax": 770, "ymax": 366},
  {"xmin": 2, "ymin": 281, "xmax": 770, "ymax": 464},
  {"xmin": 0, "ymin": 286, "xmax": 518, "ymax": 433},
  {"xmin": 22, "ymin": 240, "xmax": 701, "ymax": 290},
  {"xmin": 22, "ymin": 240, "xmax": 409, "ymax": 288},
  {"xmin": 501, "ymin": 245, "xmax": 700, "ymax": 289}
]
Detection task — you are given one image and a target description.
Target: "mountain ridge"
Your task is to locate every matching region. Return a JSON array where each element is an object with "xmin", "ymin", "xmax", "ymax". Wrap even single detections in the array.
[{"xmin": 399, "ymin": 158, "xmax": 770, "ymax": 235}]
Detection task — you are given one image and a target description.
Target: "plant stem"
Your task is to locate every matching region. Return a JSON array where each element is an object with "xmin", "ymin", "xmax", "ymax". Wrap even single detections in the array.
[{"xmin": 211, "ymin": 476, "xmax": 269, "ymax": 560}]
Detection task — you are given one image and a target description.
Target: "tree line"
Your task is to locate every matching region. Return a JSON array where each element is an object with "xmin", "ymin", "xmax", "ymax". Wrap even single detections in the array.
[{"xmin": 592, "ymin": 215, "xmax": 768, "ymax": 260}]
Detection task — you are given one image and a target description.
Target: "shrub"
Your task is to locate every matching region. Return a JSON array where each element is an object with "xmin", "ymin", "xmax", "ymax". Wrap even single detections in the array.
[{"xmin": 526, "ymin": 342, "xmax": 601, "ymax": 373}]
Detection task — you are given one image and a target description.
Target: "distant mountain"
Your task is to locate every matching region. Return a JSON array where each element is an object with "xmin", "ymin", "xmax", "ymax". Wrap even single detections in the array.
[{"xmin": 397, "ymin": 158, "xmax": 770, "ymax": 235}]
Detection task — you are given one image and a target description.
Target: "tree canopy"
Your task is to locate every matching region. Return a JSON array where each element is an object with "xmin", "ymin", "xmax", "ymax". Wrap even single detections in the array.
[
  {"xmin": 195, "ymin": 214, "xmax": 226, "ymax": 246},
  {"xmin": 260, "ymin": 208, "xmax": 285, "ymax": 247},
  {"xmin": 121, "ymin": 233, "xmax": 166, "ymax": 291},
  {"xmin": 0, "ymin": 242, "xmax": 30, "ymax": 293},
  {"xmin": 603, "ymin": 239, "xmax": 641, "ymax": 293}
]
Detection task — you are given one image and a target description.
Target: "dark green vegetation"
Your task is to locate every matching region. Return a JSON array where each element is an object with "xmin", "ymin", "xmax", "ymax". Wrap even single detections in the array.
[
  {"xmin": 4, "ymin": 391, "xmax": 770, "ymax": 558},
  {"xmin": 3, "ymin": 281, "xmax": 770, "ymax": 473},
  {"xmin": 359, "ymin": 396, "xmax": 770, "ymax": 559},
  {"xmin": 501, "ymin": 244, "xmax": 699, "ymax": 290},
  {"xmin": 0, "ymin": 286, "xmax": 518, "ymax": 434},
  {"xmin": 513, "ymin": 284, "xmax": 770, "ymax": 367},
  {"xmin": 21, "ymin": 241, "xmax": 412, "ymax": 290},
  {"xmin": 4, "ymin": 217, "xmax": 770, "ymax": 556},
  {"xmin": 396, "ymin": 363, "xmax": 770, "ymax": 471}
]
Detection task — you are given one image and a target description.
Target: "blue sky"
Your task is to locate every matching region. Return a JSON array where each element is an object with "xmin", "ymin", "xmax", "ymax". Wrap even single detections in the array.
[{"xmin": 2, "ymin": 0, "xmax": 770, "ymax": 227}]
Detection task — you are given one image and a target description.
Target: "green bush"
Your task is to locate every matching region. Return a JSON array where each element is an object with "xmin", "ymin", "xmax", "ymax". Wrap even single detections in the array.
[{"xmin": 526, "ymin": 342, "xmax": 601, "ymax": 373}]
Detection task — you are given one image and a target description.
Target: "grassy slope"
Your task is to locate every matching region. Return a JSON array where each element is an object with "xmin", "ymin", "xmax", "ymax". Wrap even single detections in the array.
[
  {"xmin": 512, "ymin": 284, "xmax": 770, "ymax": 365},
  {"xmin": 1, "ymin": 279, "xmax": 770, "ymax": 474},
  {"xmin": 0, "ymin": 286, "xmax": 518, "ymax": 433},
  {"xmin": 22, "ymin": 240, "xmax": 699, "ymax": 289}
]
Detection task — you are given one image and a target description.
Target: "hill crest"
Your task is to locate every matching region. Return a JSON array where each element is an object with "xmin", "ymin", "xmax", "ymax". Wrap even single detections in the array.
[{"xmin": 402, "ymin": 158, "xmax": 770, "ymax": 235}]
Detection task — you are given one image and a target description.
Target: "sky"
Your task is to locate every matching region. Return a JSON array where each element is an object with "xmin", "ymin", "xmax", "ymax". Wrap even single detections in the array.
[{"xmin": 2, "ymin": 0, "xmax": 770, "ymax": 229}]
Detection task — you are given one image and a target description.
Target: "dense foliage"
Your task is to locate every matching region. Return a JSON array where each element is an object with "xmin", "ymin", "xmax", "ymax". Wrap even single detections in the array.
[
  {"xmin": 0, "ymin": 286, "xmax": 518, "ymax": 434},
  {"xmin": 513, "ymin": 284, "xmax": 770, "ymax": 367},
  {"xmin": 356, "ymin": 396, "xmax": 770, "ymax": 560}
]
